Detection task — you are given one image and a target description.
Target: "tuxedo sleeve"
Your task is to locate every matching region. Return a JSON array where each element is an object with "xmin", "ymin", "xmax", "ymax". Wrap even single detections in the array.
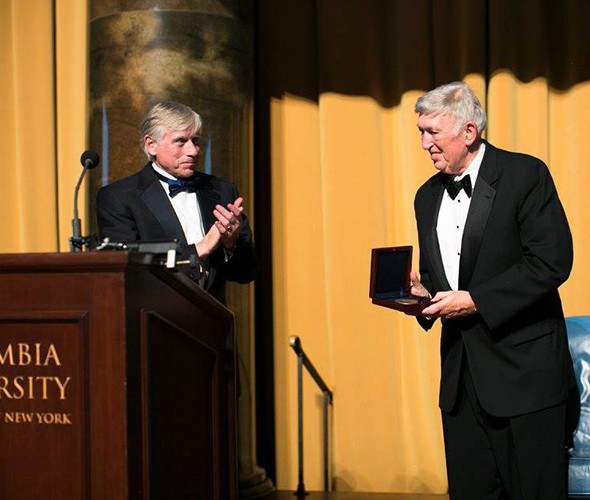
[
  {"xmin": 412, "ymin": 187, "xmax": 441, "ymax": 331},
  {"xmin": 469, "ymin": 160, "xmax": 573, "ymax": 331},
  {"xmin": 416, "ymin": 257, "xmax": 438, "ymax": 331},
  {"xmin": 222, "ymin": 214, "xmax": 258, "ymax": 284},
  {"xmin": 96, "ymin": 185, "xmax": 142, "ymax": 242}
]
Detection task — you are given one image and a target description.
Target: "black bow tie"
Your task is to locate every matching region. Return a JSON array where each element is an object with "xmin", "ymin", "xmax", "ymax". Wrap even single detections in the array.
[
  {"xmin": 445, "ymin": 175, "xmax": 472, "ymax": 199},
  {"xmin": 154, "ymin": 171, "xmax": 199, "ymax": 197}
]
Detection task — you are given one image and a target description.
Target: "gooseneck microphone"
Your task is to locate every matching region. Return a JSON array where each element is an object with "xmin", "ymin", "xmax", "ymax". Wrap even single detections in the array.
[
  {"xmin": 70, "ymin": 150, "xmax": 100, "ymax": 252},
  {"xmin": 80, "ymin": 150, "xmax": 100, "ymax": 170}
]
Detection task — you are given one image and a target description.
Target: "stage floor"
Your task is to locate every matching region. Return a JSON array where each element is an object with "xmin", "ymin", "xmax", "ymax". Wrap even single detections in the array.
[
  {"xmin": 269, "ymin": 492, "xmax": 448, "ymax": 500},
  {"xmin": 269, "ymin": 491, "xmax": 586, "ymax": 499}
]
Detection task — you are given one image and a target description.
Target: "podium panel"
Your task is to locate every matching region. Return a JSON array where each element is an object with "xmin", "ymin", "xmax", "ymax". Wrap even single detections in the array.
[
  {"xmin": 0, "ymin": 252, "xmax": 237, "ymax": 499},
  {"xmin": 0, "ymin": 312, "xmax": 89, "ymax": 500}
]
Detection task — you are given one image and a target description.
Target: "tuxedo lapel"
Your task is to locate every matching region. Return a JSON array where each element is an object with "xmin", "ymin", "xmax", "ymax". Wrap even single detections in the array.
[
  {"xmin": 423, "ymin": 176, "xmax": 452, "ymax": 291},
  {"xmin": 136, "ymin": 165, "xmax": 190, "ymax": 248},
  {"xmin": 459, "ymin": 144, "xmax": 500, "ymax": 289},
  {"xmin": 193, "ymin": 173, "xmax": 222, "ymax": 290},
  {"xmin": 195, "ymin": 175, "xmax": 220, "ymax": 232}
]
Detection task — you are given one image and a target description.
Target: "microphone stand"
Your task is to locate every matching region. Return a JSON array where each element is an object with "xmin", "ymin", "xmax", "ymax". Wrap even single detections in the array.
[
  {"xmin": 70, "ymin": 159, "xmax": 96, "ymax": 252},
  {"xmin": 70, "ymin": 166, "xmax": 87, "ymax": 252}
]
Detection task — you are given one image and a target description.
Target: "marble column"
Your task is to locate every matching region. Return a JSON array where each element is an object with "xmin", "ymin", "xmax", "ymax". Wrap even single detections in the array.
[{"xmin": 88, "ymin": 1, "xmax": 273, "ymax": 497}]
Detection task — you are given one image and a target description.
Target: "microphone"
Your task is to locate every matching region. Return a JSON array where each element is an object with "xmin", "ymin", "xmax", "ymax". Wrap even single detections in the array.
[
  {"xmin": 80, "ymin": 150, "xmax": 100, "ymax": 170},
  {"xmin": 70, "ymin": 150, "xmax": 100, "ymax": 252}
]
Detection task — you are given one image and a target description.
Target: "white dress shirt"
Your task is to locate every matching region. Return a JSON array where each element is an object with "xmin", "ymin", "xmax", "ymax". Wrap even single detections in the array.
[
  {"xmin": 152, "ymin": 162, "xmax": 205, "ymax": 246},
  {"xmin": 436, "ymin": 143, "xmax": 485, "ymax": 290}
]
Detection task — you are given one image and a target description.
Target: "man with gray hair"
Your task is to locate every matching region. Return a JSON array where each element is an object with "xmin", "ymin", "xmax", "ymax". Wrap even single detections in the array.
[
  {"xmin": 408, "ymin": 82, "xmax": 574, "ymax": 499},
  {"xmin": 96, "ymin": 101, "xmax": 257, "ymax": 302}
]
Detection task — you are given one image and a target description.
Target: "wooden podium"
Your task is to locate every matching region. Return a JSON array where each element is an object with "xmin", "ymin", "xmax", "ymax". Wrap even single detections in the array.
[{"xmin": 0, "ymin": 252, "xmax": 237, "ymax": 499}]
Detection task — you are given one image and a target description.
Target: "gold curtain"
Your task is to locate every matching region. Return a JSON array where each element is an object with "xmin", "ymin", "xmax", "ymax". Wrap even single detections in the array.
[
  {"xmin": 0, "ymin": 0, "xmax": 87, "ymax": 253},
  {"xmin": 2, "ymin": 0, "xmax": 590, "ymax": 494},
  {"xmin": 257, "ymin": 0, "xmax": 590, "ymax": 493}
]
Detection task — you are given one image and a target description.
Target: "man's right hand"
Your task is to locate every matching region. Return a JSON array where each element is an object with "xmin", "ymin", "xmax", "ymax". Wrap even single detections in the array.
[
  {"xmin": 196, "ymin": 224, "xmax": 222, "ymax": 258},
  {"xmin": 409, "ymin": 271, "xmax": 430, "ymax": 298}
]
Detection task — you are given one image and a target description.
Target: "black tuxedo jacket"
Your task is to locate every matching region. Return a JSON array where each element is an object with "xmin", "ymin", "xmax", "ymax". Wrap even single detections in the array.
[
  {"xmin": 96, "ymin": 163, "xmax": 257, "ymax": 302},
  {"xmin": 414, "ymin": 142, "xmax": 574, "ymax": 417}
]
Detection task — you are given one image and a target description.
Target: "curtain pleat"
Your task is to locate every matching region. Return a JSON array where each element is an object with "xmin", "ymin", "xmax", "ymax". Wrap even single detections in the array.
[{"xmin": 0, "ymin": 0, "xmax": 87, "ymax": 253}]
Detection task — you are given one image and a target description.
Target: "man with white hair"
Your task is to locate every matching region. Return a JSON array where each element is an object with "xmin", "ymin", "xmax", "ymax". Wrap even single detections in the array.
[{"xmin": 409, "ymin": 82, "xmax": 574, "ymax": 499}]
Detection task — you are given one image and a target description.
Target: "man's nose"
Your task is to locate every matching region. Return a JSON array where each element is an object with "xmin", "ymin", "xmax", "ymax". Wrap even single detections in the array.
[
  {"xmin": 186, "ymin": 142, "xmax": 200, "ymax": 155},
  {"xmin": 421, "ymin": 133, "xmax": 433, "ymax": 150}
]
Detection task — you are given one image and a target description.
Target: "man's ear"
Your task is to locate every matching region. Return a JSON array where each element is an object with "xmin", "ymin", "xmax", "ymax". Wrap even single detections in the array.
[
  {"xmin": 144, "ymin": 135, "xmax": 157, "ymax": 156},
  {"xmin": 464, "ymin": 121, "xmax": 478, "ymax": 146}
]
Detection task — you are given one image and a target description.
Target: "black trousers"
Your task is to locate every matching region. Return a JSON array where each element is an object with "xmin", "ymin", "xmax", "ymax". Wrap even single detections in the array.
[{"xmin": 442, "ymin": 363, "xmax": 568, "ymax": 500}]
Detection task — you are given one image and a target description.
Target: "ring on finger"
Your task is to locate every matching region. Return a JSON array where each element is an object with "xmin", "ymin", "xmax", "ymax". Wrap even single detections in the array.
[
  {"xmin": 229, "ymin": 217, "xmax": 237, "ymax": 224},
  {"xmin": 226, "ymin": 224, "xmax": 233, "ymax": 232}
]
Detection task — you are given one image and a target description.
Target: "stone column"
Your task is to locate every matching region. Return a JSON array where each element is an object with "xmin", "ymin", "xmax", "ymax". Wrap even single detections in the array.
[{"xmin": 87, "ymin": 1, "xmax": 273, "ymax": 497}]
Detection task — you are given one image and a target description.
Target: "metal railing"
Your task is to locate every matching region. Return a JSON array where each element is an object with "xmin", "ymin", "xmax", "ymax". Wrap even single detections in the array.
[{"xmin": 289, "ymin": 336, "xmax": 334, "ymax": 495}]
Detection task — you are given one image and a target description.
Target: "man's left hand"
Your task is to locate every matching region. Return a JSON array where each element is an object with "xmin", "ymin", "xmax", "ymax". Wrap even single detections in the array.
[
  {"xmin": 214, "ymin": 197, "xmax": 244, "ymax": 249},
  {"xmin": 421, "ymin": 290, "xmax": 477, "ymax": 319}
]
